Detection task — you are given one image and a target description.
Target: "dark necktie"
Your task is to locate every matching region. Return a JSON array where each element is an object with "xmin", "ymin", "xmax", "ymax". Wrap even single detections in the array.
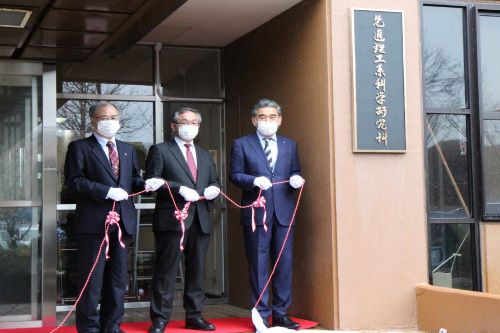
[
  {"xmin": 263, "ymin": 138, "xmax": 273, "ymax": 170},
  {"xmin": 184, "ymin": 143, "xmax": 197, "ymax": 181},
  {"xmin": 107, "ymin": 141, "xmax": 119, "ymax": 178}
]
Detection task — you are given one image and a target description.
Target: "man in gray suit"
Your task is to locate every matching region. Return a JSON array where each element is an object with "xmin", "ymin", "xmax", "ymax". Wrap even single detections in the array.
[{"xmin": 145, "ymin": 107, "xmax": 221, "ymax": 333}]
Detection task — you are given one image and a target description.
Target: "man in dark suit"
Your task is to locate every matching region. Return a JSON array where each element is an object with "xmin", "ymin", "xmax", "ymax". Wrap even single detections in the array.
[
  {"xmin": 145, "ymin": 107, "xmax": 221, "ymax": 333},
  {"xmin": 230, "ymin": 98, "xmax": 305, "ymax": 330},
  {"xmin": 64, "ymin": 101, "xmax": 147, "ymax": 333}
]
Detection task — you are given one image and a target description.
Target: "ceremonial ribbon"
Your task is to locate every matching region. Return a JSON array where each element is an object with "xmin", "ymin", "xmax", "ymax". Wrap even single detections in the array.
[
  {"xmin": 50, "ymin": 189, "xmax": 147, "ymax": 333},
  {"xmin": 103, "ymin": 209, "xmax": 125, "ymax": 259},
  {"xmin": 51, "ymin": 181, "xmax": 303, "ymax": 332},
  {"xmin": 251, "ymin": 196, "xmax": 267, "ymax": 232},
  {"xmin": 174, "ymin": 202, "xmax": 191, "ymax": 251}
]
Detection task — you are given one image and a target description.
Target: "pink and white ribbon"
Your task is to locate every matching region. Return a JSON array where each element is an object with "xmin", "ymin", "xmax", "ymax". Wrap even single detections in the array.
[
  {"xmin": 251, "ymin": 196, "xmax": 267, "ymax": 232},
  {"xmin": 174, "ymin": 202, "xmax": 191, "ymax": 251},
  {"xmin": 104, "ymin": 210, "xmax": 125, "ymax": 260}
]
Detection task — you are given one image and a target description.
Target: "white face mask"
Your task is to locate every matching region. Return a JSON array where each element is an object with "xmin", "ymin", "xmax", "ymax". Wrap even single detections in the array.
[
  {"xmin": 178, "ymin": 125, "xmax": 199, "ymax": 142},
  {"xmin": 256, "ymin": 121, "xmax": 279, "ymax": 137},
  {"xmin": 97, "ymin": 120, "xmax": 121, "ymax": 138}
]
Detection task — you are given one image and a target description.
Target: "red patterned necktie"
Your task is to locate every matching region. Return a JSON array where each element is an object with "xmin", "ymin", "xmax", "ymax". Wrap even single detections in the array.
[
  {"xmin": 107, "ymin": 141, "xmax": 119, "ymax": 178},
  {"xmin": 184, "ymin": 143, "xmax": 197, "ymax": 181}
]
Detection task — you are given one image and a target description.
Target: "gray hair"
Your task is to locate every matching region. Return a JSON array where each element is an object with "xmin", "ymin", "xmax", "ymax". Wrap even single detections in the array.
[
  {"xmin": 170, "ymin": 107, "xmax": 203, "ymax": 124},
  {"xmin": 89, "ymin": 101, "xmax": 119, "ymax": 118},
  {"xmin": 251, "ymin": 98, "xmax": 282, "ymax": 117}
]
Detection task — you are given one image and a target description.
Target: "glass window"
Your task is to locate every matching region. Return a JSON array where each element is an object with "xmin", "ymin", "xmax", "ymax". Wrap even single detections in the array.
[
  {"xmin": 422, "ymin": 6, "xmax": 467, "ymax": 109},
  {"xmin": 479, "ymin": 15, "xmax": 500, "ymax": 113},
  {"xmin": 430, "ymin": 223, "xmax": 473, "ymax": 290},
  {"xmin": 57, "ymin": 45, "xmax": 154, "ymax": 95},
  {"xmin": 159, "ymin": 47, "xmax": 221, "ymax": 98},
  {"xmin": 481, "ymin": 120, "xmax": 500, "ymax": 216},
  {"xmin": 0, "ymin": 207, "xmax": 41, "ymax": 315},
  {"xmin": 57, "ymin": 100, "xmax": 154, "ymax": 204},
  {"xmin": 426, "ymin": 114, "xmax": 471, "ymax": 218},
  {"xmin": 0, "ymin": 75, "xmax": 43, "ymax": 201}
]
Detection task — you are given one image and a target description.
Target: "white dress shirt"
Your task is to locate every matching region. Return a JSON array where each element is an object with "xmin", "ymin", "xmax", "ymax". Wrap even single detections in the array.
[
  {"xmin": 174, "ymin": 136, "xmax": 198, "ymax": 167},
  {"xmin": 256, "ymin": 132, "xmax": 278, "ymax": 169},
  {"xmin": 93, "ymin": 132, "xmax": 118, "ymax": 162}
]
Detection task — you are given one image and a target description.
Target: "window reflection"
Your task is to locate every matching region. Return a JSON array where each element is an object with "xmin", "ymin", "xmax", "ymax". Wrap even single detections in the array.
[
  {"xmin": 482, "ymin": 120, "xmax": 500, "ymax": 216},
  {"xmin": 431, "ymin": 223, "xmax": 473, "ymax": 290},
  {"xmin": 0, "ymin": 75, "xmax": 42, "ymax": 201},
  {"xmin": 160, "ymin": 47, "xmax": 221, "ymax": 98},
  {"xmin": 479, "ymin": 15, "xmax": 500, "ymax": 113},
  {"xmin": 57, "ymin": 45, "xmax": 154, "ymax": 95},
  {"xmin": 426, "ymin": 114, "xmax": 470, "ymax": 218},
  {"xmin": 0, "ymin": 207, "xmax": 41, "ymax": 315},
  {"xmin": 422, "ymin": 6, "xmax": 467, "ymax": 109}
]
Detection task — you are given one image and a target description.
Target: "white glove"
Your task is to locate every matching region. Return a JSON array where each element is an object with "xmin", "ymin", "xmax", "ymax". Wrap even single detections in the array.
[
  {"xmin": 203, "ymin": 186, "xmax": 220, "ymax": 200},
  {"xmin": 145, "ymin": 178, "xmax": 164, "ymax": 192},
  {"xmin": 179, "ymin": 186, "xmax": 200, "ymax": 202},
  {"xmin": 253, "ymin": 176, "xmax": 272, "ymax": 190},
  {"xmin": 106, "ymin": 187, "xmax": 129, "ymax": 201},
  {"xmin": 289, "ymin": 175, "xmax": 305, "ymax": 189}
]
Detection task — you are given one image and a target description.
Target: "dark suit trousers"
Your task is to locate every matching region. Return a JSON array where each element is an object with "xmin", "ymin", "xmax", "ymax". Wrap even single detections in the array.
[
  {"xmin": 150, "ymin": 213, "xmax": 210, "ymax": 323},
  {"xmin": 75, "ymin": 227, "xmax": 132, "ymax": 333},
  {"xmin": 243, "ymin": 214, "xmax": 295, "ymax": 319}
]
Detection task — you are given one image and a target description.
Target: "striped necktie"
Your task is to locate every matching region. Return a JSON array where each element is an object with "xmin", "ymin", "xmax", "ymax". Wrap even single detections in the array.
[
  {"xmin": 184, "ymin": 143, "xmax": 197, "ymax": 181},
  {"xmin": 107, "ymin": 141, "xmax": 119, "ymax": 178},
  {"xmin": 263, "ymin": 138, "xmax": 273, "ymax": 170}
]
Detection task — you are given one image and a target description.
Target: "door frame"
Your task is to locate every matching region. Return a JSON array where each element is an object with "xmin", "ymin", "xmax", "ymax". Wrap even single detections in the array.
[{"xmin": 0, "ymin": 61, "xmax": 57, "ymax": 328}]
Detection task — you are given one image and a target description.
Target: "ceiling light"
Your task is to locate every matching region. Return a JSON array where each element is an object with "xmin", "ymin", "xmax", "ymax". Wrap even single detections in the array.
[{"xmin": 0, "ymin": 8, "xmax": 32, "ymax": 28}]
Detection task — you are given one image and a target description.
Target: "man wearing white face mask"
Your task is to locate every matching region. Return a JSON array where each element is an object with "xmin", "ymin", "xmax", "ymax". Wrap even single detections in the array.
[
  {"xmin": 145, "ymin": 107, "xmax": 221, "ymax": 333},
  {"xmin": 230, "ymin": 98, "xmax": 305, "ymax": 330},
  {"xmin": 64, "ymin": 101, "xmax": 146, "ymax": 333}
]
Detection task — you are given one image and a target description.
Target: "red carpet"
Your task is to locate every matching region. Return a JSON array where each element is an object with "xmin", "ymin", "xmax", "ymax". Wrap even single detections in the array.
[{"xmin": 0, "ymin": 317, "xmax": 318, "ymax": 333}]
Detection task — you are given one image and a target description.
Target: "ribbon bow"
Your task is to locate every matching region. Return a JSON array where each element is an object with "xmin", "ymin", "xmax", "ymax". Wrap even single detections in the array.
[
  {"xmin": 251, "ymin": 196, "xmax": 267, "ymax": 232},
  {"xmin": 104, "ymin": 210, "xmax": 125, "ymax": 260},
  {"xmin": 175, "ymin": 202, "xmax": 191, "ymax": 251}
]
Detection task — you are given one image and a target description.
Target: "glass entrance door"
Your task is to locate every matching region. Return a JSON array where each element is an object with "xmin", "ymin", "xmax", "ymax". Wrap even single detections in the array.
[{"xmin": 0, "ymin": 72, "xmax": 43, "ymax": 323}]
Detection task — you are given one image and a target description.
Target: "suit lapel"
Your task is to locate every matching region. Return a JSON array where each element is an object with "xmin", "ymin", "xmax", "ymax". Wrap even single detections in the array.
[
  {"xmin": 167, "ymin": 139, "xmax": 196, "ymax": 184},
  {"xmin": 89, "ymin": 134, "xmax": 117, "ymax": 180},
  {"xmin": 274, "ymin": 135, "xmax": 286, "ymax": 173},
  {"xmin": 249, "ymin": 133, "xmax": 272, "ymax": 172},
  {"xmin": 116, "ymin": 140, "xmax": 129, "ymax": 181}
]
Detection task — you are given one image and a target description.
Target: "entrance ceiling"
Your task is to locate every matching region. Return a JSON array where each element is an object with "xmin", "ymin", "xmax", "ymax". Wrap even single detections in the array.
[{"xmin": 0, "ymin": 0, "xmax": 302, "ymax": 62}]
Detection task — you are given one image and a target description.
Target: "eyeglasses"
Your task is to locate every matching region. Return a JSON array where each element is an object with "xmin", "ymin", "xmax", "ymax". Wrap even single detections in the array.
[
  {"xmin": 255, "ymin": 115, "xmax": 280, "ymax": 122},
  {"xmin": 94, "ymin": 116, "xmax": 119, "ymax": 121},
  {"xmin": 176, "ymin": 121, "xmax": 200, "ymax": 127}
]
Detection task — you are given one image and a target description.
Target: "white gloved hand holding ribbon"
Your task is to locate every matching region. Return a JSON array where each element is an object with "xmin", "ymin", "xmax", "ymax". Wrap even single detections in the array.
[
  {"xmin": 145, "ymin": 178, "xmax": 165, "ymax": 192},
  {"xmin": 253, "ymin": 176, "xmax": 272, "ymax": 190},
  {"xmin": 179, "ymin": 186, "xmax": 200, "ymax": 202},
  {"xmin": 289, "ymin": 175, "xmax": 305, "ymax": 189},
  {"xmin": 106, "ymin": 187, "xmax": 129, "ymax": 201},
  {"xmin": 203, "ymin": 186, "xmax": 221, "ymax": 200}
]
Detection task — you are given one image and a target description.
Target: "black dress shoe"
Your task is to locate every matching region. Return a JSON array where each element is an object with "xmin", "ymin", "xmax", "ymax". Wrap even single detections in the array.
[
  {"xmin": 185, "ymin": 317, "xmax": 216, "ymax": 331},
  {"xmin": 148, "ymin": 321, "xmax": 167, "ymax": 333},
  {"xmin": 272, "ymin": 315, "xmax": 300, "ymax": 330}
]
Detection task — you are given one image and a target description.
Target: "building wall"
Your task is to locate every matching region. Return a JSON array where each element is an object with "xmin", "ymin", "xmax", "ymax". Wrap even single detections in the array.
[
  {"xmin": 224, "ymin": 0, "xmax": 429, "ymax": 330},
  {"xmin": 331, "ymin": 0, "xmax": 428, "ymax": 330},
  {"xmin": 482, "ymin": 223, "xmax": 500, "ymax": 294},
  {"xmin": 223, "ymin": 0, "xmax": 336, "ymax": 328}
]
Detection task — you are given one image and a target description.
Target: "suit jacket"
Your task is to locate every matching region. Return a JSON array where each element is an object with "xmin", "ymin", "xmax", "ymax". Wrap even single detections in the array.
[
  {"xmin": 64, "ymin": 134, "xmax": 144, "ymax": 235},
  {"xmin": 144, "ymin": 139, "xmax": 220, "ymax": 234},
  {"xmin": 230, "ymin": 133, "xmax": 301, "ymax": 226}
]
